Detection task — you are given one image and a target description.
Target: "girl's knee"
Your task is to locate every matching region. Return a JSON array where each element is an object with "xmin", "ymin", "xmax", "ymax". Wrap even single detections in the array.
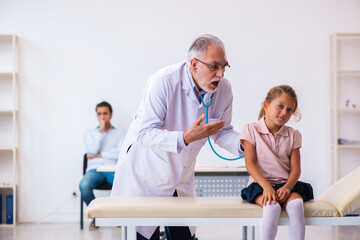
[
  {"xmin": 288, "ymin": 198, "xmax": 303, "ymax": 207},
  {"xmin": 286, "ymin": 198, "xmax": 304, "ymax": 215},
  {"xmin": 284, "ymin": 193, "xmax": 302, "ymax": 208},
  {"xmin": 263, "ymin": 202, "xmax": 281, "ymax": 215}
]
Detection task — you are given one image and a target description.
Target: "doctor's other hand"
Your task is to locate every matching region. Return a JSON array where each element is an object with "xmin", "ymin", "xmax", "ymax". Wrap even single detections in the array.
[{"xmin": 183, "ymin": 114, "xmax": 225, "ymax": 145}]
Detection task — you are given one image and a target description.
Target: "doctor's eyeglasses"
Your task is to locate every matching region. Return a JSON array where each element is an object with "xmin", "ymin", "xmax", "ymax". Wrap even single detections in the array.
[{"xmin": 194, "ymin": 58, "xmax": 230, "ymax": 72}]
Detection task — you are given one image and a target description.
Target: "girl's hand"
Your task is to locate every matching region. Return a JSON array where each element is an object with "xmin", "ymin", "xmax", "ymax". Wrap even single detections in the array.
[
  {"xmin": 276, "ymin": 186, "xmax": 291, "ymax": 203},
  {"xmin": 262, "ymin": 185, "xmax": 277, "ymax": 206}
]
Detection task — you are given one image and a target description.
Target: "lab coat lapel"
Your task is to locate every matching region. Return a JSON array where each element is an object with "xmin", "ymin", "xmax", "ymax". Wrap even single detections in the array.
[{"xmin": 181, "ymin": 66, "xmax": 200, "ymax": 105}]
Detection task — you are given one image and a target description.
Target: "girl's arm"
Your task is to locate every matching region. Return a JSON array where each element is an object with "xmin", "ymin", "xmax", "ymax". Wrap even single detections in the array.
[
  {"xmin": 277, "ymin": 148, "xmax": 301, "ymax": 203},
  {"xmin": 243, "ymin": 140, "xmax": 277, "ymax": 206}
]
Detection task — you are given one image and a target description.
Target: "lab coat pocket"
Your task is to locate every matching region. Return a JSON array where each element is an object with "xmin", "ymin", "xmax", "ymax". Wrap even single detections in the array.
[{"xmin": 138, "ymin": 149, "xmax": 171, "ymax": 185}]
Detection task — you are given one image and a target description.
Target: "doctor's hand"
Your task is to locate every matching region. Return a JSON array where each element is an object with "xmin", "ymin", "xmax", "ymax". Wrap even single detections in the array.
[{"xmin": 183, "ymin": 114, "xmax": 225, "ymax": 145}]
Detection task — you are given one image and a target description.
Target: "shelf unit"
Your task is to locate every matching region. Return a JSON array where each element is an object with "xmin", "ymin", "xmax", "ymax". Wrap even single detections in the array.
[
  {"xmin": 0, "ymin": 34, "xmax": 18, "ymax": 226},
  {"xmin": 329, "ymin": 33, "xmax": 360, "ymax": 184}
]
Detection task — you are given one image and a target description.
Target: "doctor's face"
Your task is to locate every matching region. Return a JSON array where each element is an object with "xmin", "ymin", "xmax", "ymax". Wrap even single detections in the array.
[{"xmin": 191, "ymin": 45, "xmax": 229, "ymax": 93}]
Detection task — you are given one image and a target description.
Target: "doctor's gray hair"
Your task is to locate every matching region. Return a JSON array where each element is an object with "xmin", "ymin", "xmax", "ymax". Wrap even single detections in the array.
[{"xmin": 188, "ymin": 34, "xmax": 225, "ymax": 61}]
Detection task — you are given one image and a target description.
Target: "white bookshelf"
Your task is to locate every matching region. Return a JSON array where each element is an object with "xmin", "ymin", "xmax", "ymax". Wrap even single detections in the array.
[
  {"xmin": 0, "ymin": 34, "xmax": 17, "ymax": 226},
  {"xmin": 329, "ymin": 33, "xmax": 360, "ymax": 184}
]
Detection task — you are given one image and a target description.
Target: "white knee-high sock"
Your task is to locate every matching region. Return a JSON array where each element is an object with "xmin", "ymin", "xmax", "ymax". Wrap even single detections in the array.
[
  {"xmin": 286, "ymin": 198, "xmax": 305, "ymax": 240},
  {"xmin": 260, "ymin": 202, "xmax": 281, "ymax": 240}
]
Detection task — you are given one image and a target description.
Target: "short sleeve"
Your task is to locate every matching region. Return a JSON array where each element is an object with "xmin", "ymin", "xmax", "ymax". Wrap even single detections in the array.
[
  {"xmin": 240, "ymin": 123, "xmax": 257, "ymax": 146},
  {"xmin": 293, "ymin": 130, "xmax": 302, "ymax": 149}
]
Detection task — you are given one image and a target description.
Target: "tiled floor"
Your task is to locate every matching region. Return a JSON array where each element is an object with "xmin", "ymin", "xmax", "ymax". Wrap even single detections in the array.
[{"xmin": 0, "ymin": 223, "xmax": 359, "ymax": 240}]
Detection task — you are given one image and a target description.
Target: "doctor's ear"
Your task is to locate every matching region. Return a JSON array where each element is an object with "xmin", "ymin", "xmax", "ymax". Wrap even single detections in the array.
[
  {"xmin": 190, "ymin": 58, "xmax": 198, "ymax": 71},
  {"xmin": 191, "ymin": 65, "xmax": 198, "ymax": 73}
]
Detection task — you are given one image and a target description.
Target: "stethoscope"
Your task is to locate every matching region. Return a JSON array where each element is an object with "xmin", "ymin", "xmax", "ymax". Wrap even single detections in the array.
[{"xmin": 200, "ymin": 94, "xmax": 245, "ymax": 161}]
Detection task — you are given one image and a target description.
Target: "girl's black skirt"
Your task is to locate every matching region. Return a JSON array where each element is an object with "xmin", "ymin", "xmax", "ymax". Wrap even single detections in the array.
[{"xmin": 241, "ymin": 181, "xmax": 314, "ymax": 203}]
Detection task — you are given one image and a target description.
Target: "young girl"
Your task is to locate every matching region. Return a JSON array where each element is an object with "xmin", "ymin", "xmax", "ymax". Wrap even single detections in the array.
[{"xmin": 240, "ymin": 85, "xmax": 313, "ymax": 240}]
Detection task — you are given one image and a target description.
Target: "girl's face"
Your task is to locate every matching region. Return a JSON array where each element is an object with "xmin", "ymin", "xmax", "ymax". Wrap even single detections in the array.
[{"xmin": 263, "ymin": 93, "xmax": 296, "ymax": 131}]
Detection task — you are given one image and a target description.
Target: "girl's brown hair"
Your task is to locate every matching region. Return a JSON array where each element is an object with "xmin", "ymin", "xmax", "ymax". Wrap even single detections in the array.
[{"xmin": 258, "ymin": 85, "xmax": 301, "ymax": 121}]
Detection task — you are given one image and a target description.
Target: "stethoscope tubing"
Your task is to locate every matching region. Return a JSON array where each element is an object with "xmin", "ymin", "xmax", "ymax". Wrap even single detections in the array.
[{"xmin": 200, "ymin": 94, "xmax": 245, "ymax": 161}]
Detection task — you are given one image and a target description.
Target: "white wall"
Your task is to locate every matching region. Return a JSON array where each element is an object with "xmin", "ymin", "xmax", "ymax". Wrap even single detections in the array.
[{"xmin": 0, "ymin": 0, "xmax": 359, "ymax": 222}]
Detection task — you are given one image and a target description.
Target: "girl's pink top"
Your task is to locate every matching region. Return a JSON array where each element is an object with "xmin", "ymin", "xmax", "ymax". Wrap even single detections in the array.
[{"xmin": 240, "ymin": 117, "xmax": 302, "ymax": 186}]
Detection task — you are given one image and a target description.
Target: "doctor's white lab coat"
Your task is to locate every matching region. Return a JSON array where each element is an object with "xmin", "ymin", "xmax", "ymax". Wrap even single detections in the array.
[{"xmin": 111, "ymin": 61, "xmax": 242, "ymax": 238}]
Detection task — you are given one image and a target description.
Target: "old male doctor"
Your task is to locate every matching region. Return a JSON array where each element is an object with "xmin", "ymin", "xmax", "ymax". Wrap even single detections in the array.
[{"xmin": 111, "ymin": 34, "xmax": 243, "ymax": 240}]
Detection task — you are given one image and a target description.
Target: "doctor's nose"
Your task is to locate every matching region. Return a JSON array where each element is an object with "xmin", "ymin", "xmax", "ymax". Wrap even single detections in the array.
[{"xmin": 216, "ymin": 68, "xmax": 225, "ymax": 78}]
